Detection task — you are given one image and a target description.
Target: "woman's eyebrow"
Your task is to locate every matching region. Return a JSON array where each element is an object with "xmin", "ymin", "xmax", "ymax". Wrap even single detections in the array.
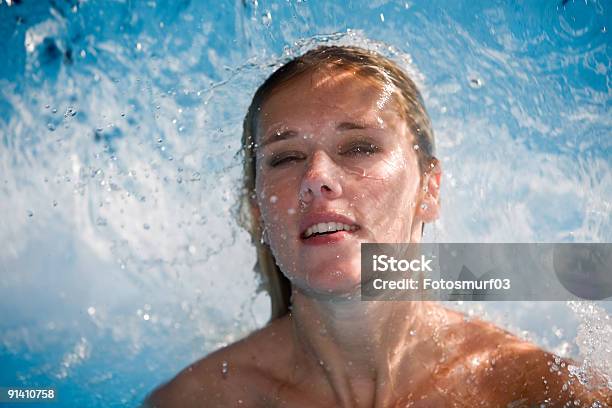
[
  {"xmin": 261, "ymin": 121, "xmax": 379, "ymax": 147},
  {"xmin": 261, "ymin": 129, "xmax": 298, "ymax": 147},
  {"xmin": 336, "ymin": 121, "xmax": 370, "ymax": 131}
]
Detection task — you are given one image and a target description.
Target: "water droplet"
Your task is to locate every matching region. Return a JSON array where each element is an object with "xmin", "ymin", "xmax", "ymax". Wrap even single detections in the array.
[
  {"xmin": 409, "ymin": 329, "xmax": 417, "ymax": 336},
  {"xmin": 413, "ymin": 144, "xmax": 419, "ymax": 150},
  {"xmin": 191, "ymin": 172, "xmax": 201, "ymax": 181},
  {"xmin": 469, "ymin": 77, "xmax": 483, "ymax": 89},
  {"xmin": 87, "ymin": 306, "xmax": 96, "ymax": 316},
  {"xmin": 27, "ymin": 210, "xmax": 33, "ymax": 217},
  {"xmin": 143, "ymin": 223, "xmax": 150, "ymax": 230},
  {"xmin": 136, "ymin": 42, "xmax": 142, "ymax": 51},
  {"xmin": 143, "ymin": 313, "xmax": 150, "ymax": 321},
  {"xmin": 420, "ymin": 203, "xmax": 428, "ymax": 211},
  {"xmin": 47, "ymin": 123, "xmax": 56, "ymax": 131},
  {"xmin": 269, "ymin": 195, "xmax": 278, "ymax": 204},
  {"xmin": 261, "ymin": 11, "xmax": 272, "ymax": 26},
  {"xmin": 64, "ymin": 107, "xmax": 77, "ymax": 117},
  {"xmin": 96, "ymin": 217, "xmax": 107, "ymax": 226},
  {"xmin": 221, "ymin": 361, "xmax": 229, "ymax": 378},
  {"xmin": 380, "ymin": 13, "xmax": 385, "ymax": 22}
]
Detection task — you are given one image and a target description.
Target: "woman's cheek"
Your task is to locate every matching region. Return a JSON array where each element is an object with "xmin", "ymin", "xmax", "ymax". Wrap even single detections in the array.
[
  {"xmin": 263, "ymin": 201, "xmax": 297, "ymax": 264},
  {"xmin": 364, "ymin": 166, "xmax": 418, "ymax": 241},
  {"xmin": 377, "ymin": 149, "xmax": 410, "ymax": 179},
  {"xmin": 269, "ymin": 238, "xmax": 301, "ymax": 282}
]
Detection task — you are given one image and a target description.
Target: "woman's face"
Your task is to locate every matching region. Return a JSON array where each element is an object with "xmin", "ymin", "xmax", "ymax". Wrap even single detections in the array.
[{"xmin": 254, "ymin": 68, "xmax": 431, "ymax": 297}]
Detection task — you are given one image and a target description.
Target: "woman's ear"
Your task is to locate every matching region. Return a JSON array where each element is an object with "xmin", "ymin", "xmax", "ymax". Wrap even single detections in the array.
[{"xmin": 416, "ymin": 157, "xmax": 442, "ymax": 223}]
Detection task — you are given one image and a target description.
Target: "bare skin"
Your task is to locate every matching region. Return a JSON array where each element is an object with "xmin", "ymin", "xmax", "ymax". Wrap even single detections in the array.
[
  {"xmin": 145, "ymin": 304, "xmax": 610, "ymax": 407},
  {"xmin": 145, "ymin": 68, "xmax": 611, "ymax": 407}
]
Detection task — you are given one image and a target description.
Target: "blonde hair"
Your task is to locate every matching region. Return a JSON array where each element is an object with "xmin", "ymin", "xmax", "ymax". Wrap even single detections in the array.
[{"xmin": 238, "ymin": 45, "xmax": 436, "ymax": 320}]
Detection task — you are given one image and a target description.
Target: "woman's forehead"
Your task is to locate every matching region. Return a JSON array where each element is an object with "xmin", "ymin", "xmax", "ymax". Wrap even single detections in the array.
[{"xmin": 256, "ymin": 71, "xmax": 405, "ymax": 141}]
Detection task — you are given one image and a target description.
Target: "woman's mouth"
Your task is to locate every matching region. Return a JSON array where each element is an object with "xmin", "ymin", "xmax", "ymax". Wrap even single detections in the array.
[
  {"xmin": 298, "ymin": 212, "xmax": 361, "ymax": 245},
  {"xmin": 300, "ymin": 222, "xmax": 361, "ymax": 245},
  {"xmin": 302, "ymin": 222, "xmax": 359, "ymax": 239}
]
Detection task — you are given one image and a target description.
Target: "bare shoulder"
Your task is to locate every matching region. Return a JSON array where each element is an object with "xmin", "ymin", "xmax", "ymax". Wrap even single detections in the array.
[
  {"xmin": 437, "ymin": 307, "xmax": 611, "ymax": 406},
  {"xmin": 144, "ymin": 316, "xmax": 294, "ymax": 408}
]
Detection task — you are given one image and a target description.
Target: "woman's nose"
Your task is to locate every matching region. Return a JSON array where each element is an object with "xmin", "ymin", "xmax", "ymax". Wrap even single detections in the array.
[{"xmin": 299, "ymin": 150, "xmax": 342, "ymax": 205}]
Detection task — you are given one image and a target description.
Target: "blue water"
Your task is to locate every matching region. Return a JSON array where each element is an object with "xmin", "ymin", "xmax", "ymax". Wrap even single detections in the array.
[{"xmin": 0, "ymin": 0, "xmax": 610, "ymax": 407}]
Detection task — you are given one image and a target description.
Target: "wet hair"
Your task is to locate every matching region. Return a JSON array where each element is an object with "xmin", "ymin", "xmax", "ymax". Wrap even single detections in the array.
[{"xmin": 238, "ymin": 45, "xmax": 436, "ymax": 320}]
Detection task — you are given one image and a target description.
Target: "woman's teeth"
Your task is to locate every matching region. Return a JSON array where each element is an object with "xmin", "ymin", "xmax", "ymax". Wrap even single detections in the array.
[{"xmin": 303, "ymin": 222, "xmax": 358, "ymax": 238}]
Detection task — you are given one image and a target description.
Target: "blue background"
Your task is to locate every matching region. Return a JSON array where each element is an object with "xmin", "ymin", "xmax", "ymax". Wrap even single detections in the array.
[{"xmin": 0, "ymin": 0, "xmax": 610, "ymax": 406}]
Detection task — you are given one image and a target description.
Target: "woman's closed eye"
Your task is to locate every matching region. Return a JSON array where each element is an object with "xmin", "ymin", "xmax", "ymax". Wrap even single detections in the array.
[
  {"xmin": 341, "ymin": 142, "xmax": 381, "ymax": 156},
  {"xmin": 267, "ymin": 142, "xmax": 381, "ymax": 167},
  {"xmin": 269, "ymin": 151, "xmax": 306, "ymax": 167}
]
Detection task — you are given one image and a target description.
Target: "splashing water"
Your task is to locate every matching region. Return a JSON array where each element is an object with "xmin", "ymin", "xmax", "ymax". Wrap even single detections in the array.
[
  {"xmin": 566, "ymin": 301, "xmax": 612, "ymax": 388},
  {"xmin": 0, "ymin": 0, "xmax": 610, "ymax": 406}
]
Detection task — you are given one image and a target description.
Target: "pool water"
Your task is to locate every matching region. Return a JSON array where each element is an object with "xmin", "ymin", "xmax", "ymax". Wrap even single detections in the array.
[{"xmin": 0, "ymin": 0, "xmax": 610, "ymax": 406}]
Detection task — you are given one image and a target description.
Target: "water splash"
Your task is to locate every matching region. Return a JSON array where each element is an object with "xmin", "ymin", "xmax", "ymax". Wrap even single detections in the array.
[
  {"xmin": 0, "ymin": 1, "xmax": 609, "ymax": 406},
  {"xmin": 566, "ymin": 301, "xmax": 612, "ymax": 389},
  {"xmin": 56, "ymin": 337, "xmax": 91, "ymax": 380}
]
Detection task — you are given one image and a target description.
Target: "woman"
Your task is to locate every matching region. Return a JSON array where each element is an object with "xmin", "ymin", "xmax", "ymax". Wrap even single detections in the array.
[{"xmin": 146, "ymin": 45, "xmax": 610, "ymax": 407}]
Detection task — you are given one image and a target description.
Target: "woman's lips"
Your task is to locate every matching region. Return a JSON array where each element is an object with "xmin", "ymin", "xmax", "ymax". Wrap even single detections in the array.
[
  {"xmin": 298, "ymin": 211, "xmax": 360, "ymax": 239},
  {"xmin": 300, "ymin": 228, "xmax": 360, "ymax": 245}
]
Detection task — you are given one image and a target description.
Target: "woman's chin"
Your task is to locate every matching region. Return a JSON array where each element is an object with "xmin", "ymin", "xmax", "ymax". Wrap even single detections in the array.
[{"xmin": 300, "ymin": 267, "xmax": 362, "ymax": 298}]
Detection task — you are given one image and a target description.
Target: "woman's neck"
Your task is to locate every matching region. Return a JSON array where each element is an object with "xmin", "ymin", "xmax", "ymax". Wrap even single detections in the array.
[{"xmin": 288, "ymin": 289, "xmax": 444, "ymax": 407}]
